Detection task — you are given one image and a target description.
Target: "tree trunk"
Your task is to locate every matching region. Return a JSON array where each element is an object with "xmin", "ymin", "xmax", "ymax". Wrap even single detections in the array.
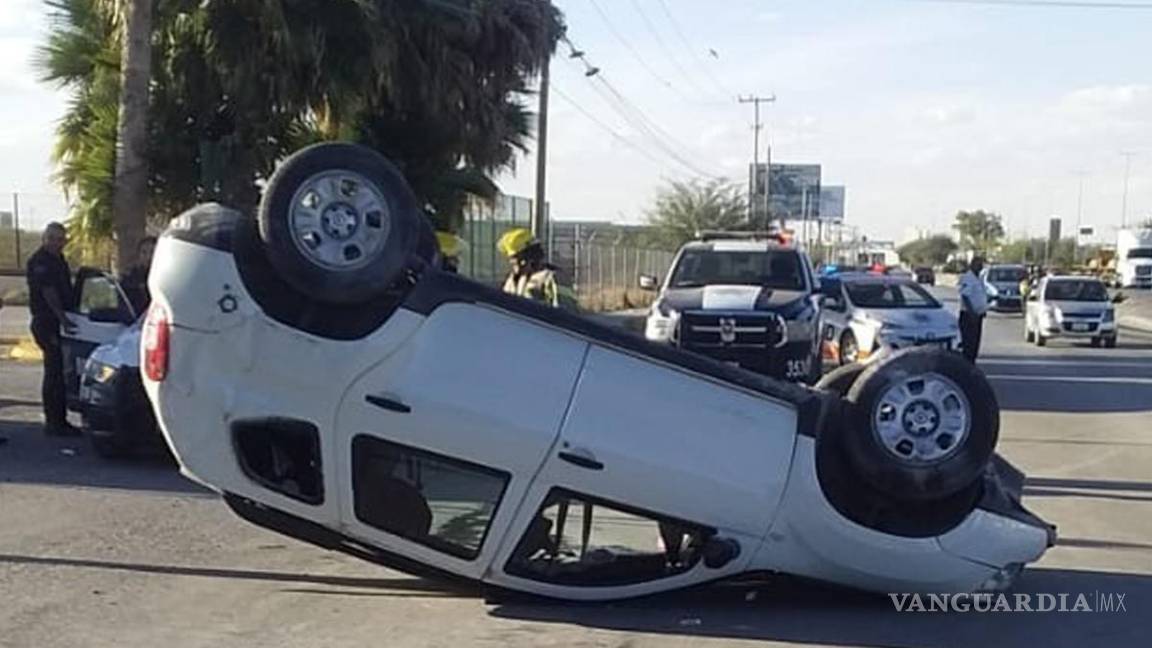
[{"xmin": 111, "ymin": 0, "xmax": 153, "ymax": 275}]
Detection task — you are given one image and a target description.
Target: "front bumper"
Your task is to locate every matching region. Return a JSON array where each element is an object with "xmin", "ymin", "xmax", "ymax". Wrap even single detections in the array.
[
  {"xmin": 991, "ymin": 296, "xmax": 1023, "ymax": 311},
  {"xmin": 1039, "ymin": 319, "xmax": 1116, "ymax": 338},
  {"xmin": 79, "ymin": 368, "xmax": 158, "ymax": 443}
]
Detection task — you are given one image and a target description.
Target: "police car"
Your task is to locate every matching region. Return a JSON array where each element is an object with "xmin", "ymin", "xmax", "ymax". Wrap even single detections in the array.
[
  {"xmin": 640, "ymin": 233, "xmax": 822, "ymax": 383},
  {"xmin": 820, "ymin": 274, "xmax": 960, "ymax": 365},
  {"xmin": 142, "ymin": 143, "xmax": 1052, "ymax": 601}
]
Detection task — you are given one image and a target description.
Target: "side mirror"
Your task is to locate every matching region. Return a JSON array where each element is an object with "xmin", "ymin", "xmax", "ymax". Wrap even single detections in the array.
[{"xmin": 638, "ymin": 274, "xmax": 659, "ymax": 291}]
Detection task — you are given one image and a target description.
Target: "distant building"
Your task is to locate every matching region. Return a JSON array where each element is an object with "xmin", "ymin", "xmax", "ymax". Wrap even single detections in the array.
[{"xmin": 0, "ymin": 211, "xmax": 12, "ymax": 229}]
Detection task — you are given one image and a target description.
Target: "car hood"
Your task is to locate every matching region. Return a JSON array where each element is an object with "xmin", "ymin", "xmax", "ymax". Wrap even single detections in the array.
[
  {"xmin": 88, "ymin": 324, "xmax": 142, "ymax": 369},
  {"xmin": 661, "ymin": 285, "xmax": 808, "ymax": 312},
  {"xmin": 854, "ymin": 307, "xmax": 956, "ymax": 330}
]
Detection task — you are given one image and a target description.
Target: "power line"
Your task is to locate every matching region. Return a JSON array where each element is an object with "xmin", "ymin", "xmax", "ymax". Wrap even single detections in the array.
[
  {"xmin": 584, "ymin": 0, "xmax": 691, "ymax": 102},
  {"xmin": 560, "ymin": 36, "xmax": 721, "ymax": 179},
  {"xmin": 626, "ymin": 0, "xmax": 715, "ymax": 100},
  {"xmin": 654, "ymin": 0, "xmax": 736, "ymax": 100},
  {"xmin": 551, "ymin": 84, "xmax": 679, "ymax": 173},
  {"xmin": 904, "ymin": 0, "xmax": 1152, "ymax": 8}
]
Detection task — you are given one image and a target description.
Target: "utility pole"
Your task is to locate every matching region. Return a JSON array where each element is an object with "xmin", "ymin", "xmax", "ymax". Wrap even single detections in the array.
[
  {"xmin": 12, "ymin": 192, "xmax": 21, "ymax": 266},
  {"xmin": 738, "ymin": 94, "xmax": 775, "ymax": 228},
  {"xmin": 1074, "ymin": 171, "xmax": 1086, "ymax": 265},
  {"xmin": 533, "ymin": 54, "xmax": 551, "ymax": 246},
  {"xmin": 1120, "ymin": 151, "xmax": 1136, "ymax": 229}
]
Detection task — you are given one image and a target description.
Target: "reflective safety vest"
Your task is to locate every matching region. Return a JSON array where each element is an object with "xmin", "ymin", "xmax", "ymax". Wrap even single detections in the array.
[{"xmin": 503, "ymin": 268, "xmax": 560, "ymax": 308}]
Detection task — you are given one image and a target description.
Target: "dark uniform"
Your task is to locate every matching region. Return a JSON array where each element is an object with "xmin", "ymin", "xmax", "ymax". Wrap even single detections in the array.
[
  {"xmin": 26, "ymin": 248, "xmax": 74, "ymax": 431},
  {"xmin": 120, "ymin": 264, "xmax": 151, "ymax": 315}
]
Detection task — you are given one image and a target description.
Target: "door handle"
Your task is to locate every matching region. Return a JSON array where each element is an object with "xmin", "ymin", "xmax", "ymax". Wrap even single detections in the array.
[
  {"xmin": 558, "ymin": 448, "xmax": 604, "ymax": 471},
  {"xmin": 365, "ymin": 393, "xmax": 411, "ymax": 414}
]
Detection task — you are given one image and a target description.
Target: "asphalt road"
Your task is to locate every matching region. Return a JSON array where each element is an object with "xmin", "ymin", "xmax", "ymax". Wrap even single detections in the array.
[{"xmin": 2, "ymin": 288, "xmax": 1151, "ymax": 648}]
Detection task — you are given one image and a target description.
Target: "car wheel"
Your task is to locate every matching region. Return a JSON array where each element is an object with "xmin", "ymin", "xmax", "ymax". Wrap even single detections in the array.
[
  {"xmin": 839, "ymin": 347, "xmax": 999, "ymax": 501},
  {"xmin": 1105, "ymin": 336, "xmax": 1117, "ymax": 349},
  {"xmin": 1090, "ymin": 337, "xmax": 1101, "ymax": 348},
  {"xmin": 89, "ymin": 431, "xmax": 133, "ymax": 460},
  {"xmin": 258, "ymin": 142, "xmax": 425, "ymax": 304},
  {"xmin": 838, "ymin": 330, "xmax": 859, "ymax": 366},
  {"xmin": 815, "ymin": 362, "xmax": 867, "ymax": 397},
  {"xmin": 1035, "ymin": 334, "xmax": 1047, "ymax": 347},
  {"xmin": 1024, "ymin": 323, "xmax": 1035, "ymax": 343}
]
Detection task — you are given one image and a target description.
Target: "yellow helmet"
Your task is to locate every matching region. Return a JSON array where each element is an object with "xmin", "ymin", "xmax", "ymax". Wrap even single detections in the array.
[
  {"xmin": 435, "ymin": 231, "xmax": 465, "ymax": 259},
  {"xmin": 497, "ymin": 227, "xmax": 537, "ymax": 258}
]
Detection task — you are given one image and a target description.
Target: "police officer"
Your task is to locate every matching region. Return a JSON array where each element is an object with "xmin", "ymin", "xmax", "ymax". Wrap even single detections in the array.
[
  {"xmin": 25, "ymin": 222, "xmax": 80, "ymax": 436},
  {"xmin": 497, "ymin": 228, "xmax": 559, "ymax": 307},
  {"xmin": 120, "ymin": 236, "xmax": 157, "ymax": 314}
]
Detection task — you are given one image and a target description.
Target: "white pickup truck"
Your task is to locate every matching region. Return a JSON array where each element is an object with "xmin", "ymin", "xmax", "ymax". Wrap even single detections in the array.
[{"xmin": 142, "ymin": 143, "xmax": 1052, "ymax": 601}]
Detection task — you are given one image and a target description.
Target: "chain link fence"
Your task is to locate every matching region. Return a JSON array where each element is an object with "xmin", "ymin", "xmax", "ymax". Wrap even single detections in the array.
[{"xmin": 568, "ymin": 242, "xmax": 675, "ymax": 312}]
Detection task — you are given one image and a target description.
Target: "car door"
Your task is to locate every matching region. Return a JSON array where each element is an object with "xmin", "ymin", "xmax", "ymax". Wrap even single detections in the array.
[
  {"xmin": 61, "ymin": 268, "xmax": 137, "ymax": 409},
  {"xmin": 333, "ymin": 303, "xmax": 589, "ymax": 580},
  {"xmin": 487, "ymin": 344, "xmax": 799, "ymax": 600},
  {"xmin": 820, "ymin": 283, "xmax": 850, "ymax": 361}
]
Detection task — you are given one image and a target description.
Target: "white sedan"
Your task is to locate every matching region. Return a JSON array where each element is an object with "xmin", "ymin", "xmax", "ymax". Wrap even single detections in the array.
[
  {"xmin": 141, "ymin": 143, "xmax": 1052, "ymax": 601},
  {"xmin": 820, "ymin": 275, "xmax": 960, "ymax": 365},
  {"xmin": 1025, "ymin": 276, "xmax": 1121, "ymax": 348}
]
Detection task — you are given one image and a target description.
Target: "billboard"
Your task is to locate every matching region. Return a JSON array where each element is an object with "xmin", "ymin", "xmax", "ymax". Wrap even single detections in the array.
[
  {"xmin": 819, "ymin": 186, "xmax": 845, "ymax": 223},
  {"xmin": 769, "ymin": 164, "xmax": 821, "ymax": 221}
]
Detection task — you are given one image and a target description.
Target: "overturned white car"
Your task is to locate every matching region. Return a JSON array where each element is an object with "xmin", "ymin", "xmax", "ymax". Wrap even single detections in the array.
[{"xmin": 143, "ymin": 143, "xmax": 1053, "ymax": 601}]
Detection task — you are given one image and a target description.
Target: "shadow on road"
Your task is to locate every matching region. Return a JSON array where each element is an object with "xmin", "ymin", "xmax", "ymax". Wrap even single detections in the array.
[
  {"xmin": 0, "ymin": 418, "xmax": 204, "ymax": 495},
  {"xmin": 0, "ymin": 552, "xmax": 477, "ymax": 600},
  {"xmin": 489, "ymin": 568, "xmax": 1150, "ymax": 647}
]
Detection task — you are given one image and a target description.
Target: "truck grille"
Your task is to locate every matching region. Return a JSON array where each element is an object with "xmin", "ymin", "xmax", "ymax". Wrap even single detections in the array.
[
  {"xmin": 1061, "ymin": 312, "xmax": 1102, "ymax": 319},
  {"xmin": 677, "ymin": 311, "xmax": 786, "ymax": 351}
]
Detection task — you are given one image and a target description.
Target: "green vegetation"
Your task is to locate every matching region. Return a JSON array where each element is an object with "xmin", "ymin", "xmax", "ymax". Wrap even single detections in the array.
[
  {"xmin": 897, "ymin": 235, "xmax": 959, "ymax": 267},
  {"xmin": 646, "ymin": 178, "xmax": 750, "ymax": 249},
  {"xmin": 952, "ymin": 210, "xmax": 1005, "ymax": 256},
  {"xmin": 38, "ymin": 0, "xmax": 565, "ymax": 253}
]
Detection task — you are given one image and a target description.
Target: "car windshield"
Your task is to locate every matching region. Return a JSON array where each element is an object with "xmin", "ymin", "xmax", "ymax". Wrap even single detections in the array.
[
  {"xmin": 1044, "ymin": 280, "xmax": 1108, "ymax": 302},
  {"xmin": 669, "ymin": 250, "xmax": 805, "ymax": 290},
  {"xmin": 987, "ymin": 267, "xmax": 1026, "ymax": 282},
  {"xmin": 845, "ymin": 281, "xmax": 940, "ymax": 309},
  {"xmin": 1127, "ymin": 248, "xmax": 1152, "ymax": 260}
]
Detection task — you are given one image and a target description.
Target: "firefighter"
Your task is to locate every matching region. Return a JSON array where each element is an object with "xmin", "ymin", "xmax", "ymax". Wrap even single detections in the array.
[
  {"xmin": 497, "ymin": 228, "xmax": 559, "ymax": 307},
  {"xmin": 434, "ymin": 231, "xmax": 465, "ymax": 273}
]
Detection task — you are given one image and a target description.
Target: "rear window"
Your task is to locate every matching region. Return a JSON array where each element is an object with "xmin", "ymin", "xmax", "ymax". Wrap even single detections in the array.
[
  {"xmin": 845, "ymin": 281, "xmax": 940, "ymax": 309},
  {"xmin": 669, "ymin": 250, "xmax": 805, "ymax": 290},
  {"xmin": 1044, "ymin": 280, "xmax": 1107, "ymax": 302}
]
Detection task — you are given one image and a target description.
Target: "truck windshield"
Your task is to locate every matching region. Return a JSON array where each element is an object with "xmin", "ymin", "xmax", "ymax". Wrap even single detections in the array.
[
  {"xmin": 1127, "ymin": 248, "xmax": 1152, "ymax": 260},
  {"xmin": 1045, "ymin": 280, "xmax": 1108, "ymax": 302},
  {"xmin": 987, "ymin": 267, "xmax": 1026, "ymax": 282},
  {"xmin": 669, "ymin": 250, "xmax": 805, "ymax": 290},
  {"xmin": 845, "ymin": 281, "xmax": 940, "ymax": 309}
]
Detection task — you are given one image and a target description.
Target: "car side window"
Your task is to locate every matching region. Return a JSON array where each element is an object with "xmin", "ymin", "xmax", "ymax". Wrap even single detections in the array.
[
  {"xmin": 505, "ymin": 489, "xmax": 712, "ymax": 587},
  {"xmin": 351, "ymin": 435, "xmax": 509, "ymax": 561}
]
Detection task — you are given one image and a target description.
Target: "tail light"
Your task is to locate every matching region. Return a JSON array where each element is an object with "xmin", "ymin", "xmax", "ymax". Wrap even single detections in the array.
[{"xmin": 143, "ymin": 302, "xmax": 171, "ymax": 382}]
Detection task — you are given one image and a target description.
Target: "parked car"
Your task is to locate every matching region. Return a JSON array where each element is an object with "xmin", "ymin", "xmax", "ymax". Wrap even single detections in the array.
[
  {"xmin": 981, "ymin": 264, "xmax": 1028, "ymax": 312},
  {"xmin": 640, "ymin": 234, "xmax": 823, "ymax": 383},
  {"xmin": 60, "ymin": 270, "xmax": 161, "ymax": 458},
  {"xmin": 820, "ymin": 275, "xmax": 960, "ymax": 365},
  {"xmin": 1025, "ymin": 276, "xmax": 1122, "ymax": 348},
  {"xmin": 913, "ymin": 267, "xmax": 936, "ymax": 285},
  {"xmin": 142, "ymin": 143, "xmax": 1052, "ymax": 602}
]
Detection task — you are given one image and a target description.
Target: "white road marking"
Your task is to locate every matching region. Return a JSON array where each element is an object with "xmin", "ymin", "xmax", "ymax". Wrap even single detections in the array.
[
  {"xmin": 980, "ymin": 359, "xmax": 1152, "ymax": 369},
  {"xmin": 986, "ymin": 374, "xmax": 1152, "ymax": 385}
]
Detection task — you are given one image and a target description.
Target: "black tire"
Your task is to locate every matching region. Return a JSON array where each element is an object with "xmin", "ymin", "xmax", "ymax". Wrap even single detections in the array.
[
  {"xmin": 815, "ymin": 362, "xmax": 868, "ymax": 398},
  {"xmin": 1090, "ymin": 337, "xmax": 1101, "ymax": 348},
  {"xmin": 1105, "ymin": 336, "xmax": 1117, "ymax": 349},
  {"xmin": 1024, "ymin": 325, "xmax": 1035, "ymax": 343},
  {"xmin": 258, "ymin": 142, "xmax": 423, "ymax": 304},
  {"xmin": 839, "ymin": 347, "xmax": 999, "ymax": 502},
  {"xmin": 1036, "ymin": 334, "xmax": 1047, "ymax": 347},
  {"xmin": 838, "ymin": 330, "xmax": 859, "ymax": 366}
]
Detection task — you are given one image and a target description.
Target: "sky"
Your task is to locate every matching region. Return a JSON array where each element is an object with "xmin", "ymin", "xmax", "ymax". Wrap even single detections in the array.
[{"xmin": 2, "ymin": 0, "xmax": 1151, "ymax": 242}]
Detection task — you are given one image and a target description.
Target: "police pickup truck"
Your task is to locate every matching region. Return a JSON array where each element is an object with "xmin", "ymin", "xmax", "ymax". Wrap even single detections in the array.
[{"xmin": 640, "ymin": 233, "xmax": 822, "ymax": 383}]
